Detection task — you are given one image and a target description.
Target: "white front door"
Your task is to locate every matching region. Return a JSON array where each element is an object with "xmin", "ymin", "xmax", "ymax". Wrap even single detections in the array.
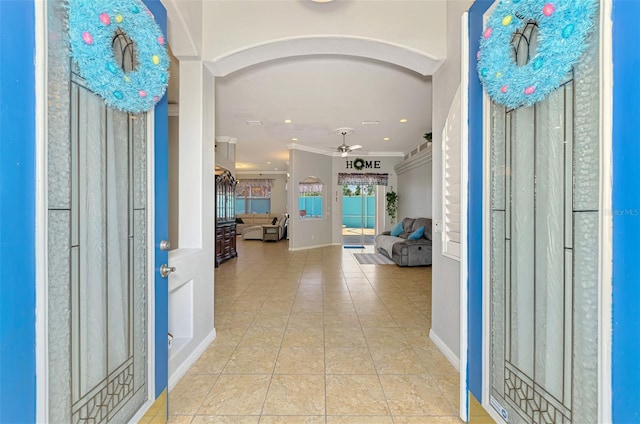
[
  {"xmin": 46, "ymin": 2, "xmax": 150, "ymax": 421},
  {"xmin": 486, "ymin": 13, "xmax": 601, "ymax": 424}
]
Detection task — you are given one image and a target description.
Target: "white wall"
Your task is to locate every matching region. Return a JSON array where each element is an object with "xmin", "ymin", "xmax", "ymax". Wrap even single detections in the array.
[
  {"xmin": 202, "ymin": 1, "xmax": 446, "ymax": 62},
  {"xmin": 396, "ymin": 154, "xmax": 433, "ymax": 220},
  {"xmin": 430, "ymin": 0, "xmax": 474, "ymax": 361},
  {"xmin": 237, "ymin": 172, "xmax": 288, "ymax": 215},
  {"xmin": 289, "ymin": 149, "xmax": 334, "ymax": 250},
  {"xmin": 167, "ymin": 61, "xmax": 216, "ymax": 386}
]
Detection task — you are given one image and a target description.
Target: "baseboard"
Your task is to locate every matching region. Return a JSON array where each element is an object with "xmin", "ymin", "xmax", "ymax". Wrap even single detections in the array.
[
  {"xmin": 168, "ymin": 329, "xmax": 216, "ymax": 390},
  {"xmin": 288, "ymin": 243, "xmax": 335, "ymax": 252},
  {"xmin": 429, "ymin": 328, "xmax": 460, "ymax": 372}
]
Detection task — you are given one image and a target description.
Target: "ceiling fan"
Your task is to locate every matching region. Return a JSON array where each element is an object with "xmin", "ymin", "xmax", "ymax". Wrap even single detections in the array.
[{"xmin": 333, "ymin": 128, "xmax": 362, "ymax": 157}]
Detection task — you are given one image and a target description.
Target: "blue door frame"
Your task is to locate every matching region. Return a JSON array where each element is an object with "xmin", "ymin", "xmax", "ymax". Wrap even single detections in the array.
[
  {"xmin": 611, "ymin": 0, "xmax": 640, "ymax": 421},
  {"xmin": 467, "ymin": 0, "xmax": 640, "ymax": 421},
  {"xmin": 144, "ymin": 0, "xmax": 170, "ymax": 400},
  {"xmin": 0, "ymin": 0, "xmax": 169, "ymax": 418},
  {"xmin": 0, "ymin": 1, "xmax": 37, "ymax": 421}
]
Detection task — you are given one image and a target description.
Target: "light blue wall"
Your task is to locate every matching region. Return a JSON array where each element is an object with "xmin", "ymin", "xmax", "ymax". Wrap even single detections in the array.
[
  {"xmin": 0, "ymin": 0, "xmax": 37, "ymax": 421},
  {"xmin": 611, "ymin": 0, "xmax": 640, "ymax": 421}
]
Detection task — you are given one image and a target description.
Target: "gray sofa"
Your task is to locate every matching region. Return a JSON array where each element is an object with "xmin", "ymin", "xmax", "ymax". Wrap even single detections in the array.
[{"xmin": 374, "ymin": 217, "xmax": 432, "ymax": 267}]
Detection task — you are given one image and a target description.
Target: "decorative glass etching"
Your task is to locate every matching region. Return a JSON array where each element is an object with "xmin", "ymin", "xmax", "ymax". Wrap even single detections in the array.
[{"xmin": 489, "ymin": 9, "xmax": 600, "ymax": 424}]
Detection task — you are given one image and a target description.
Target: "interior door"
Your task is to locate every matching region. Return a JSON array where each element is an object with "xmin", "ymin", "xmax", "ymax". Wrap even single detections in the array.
[{"xmin": 487, "ymin": 13, "xmax": 600, "ymax": 424}]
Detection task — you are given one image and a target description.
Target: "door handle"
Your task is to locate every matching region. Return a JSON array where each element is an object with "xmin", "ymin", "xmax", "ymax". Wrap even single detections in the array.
[{"xmin": 160, "ymin": 264, "xmax": 176, "ymax": 278}]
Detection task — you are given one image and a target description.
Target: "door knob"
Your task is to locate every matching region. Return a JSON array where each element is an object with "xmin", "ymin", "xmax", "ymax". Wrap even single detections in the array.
[
  {"xmin": 160, "ymin": 240, "xmax": 171, "ymax": 251},
  {"xmin": 160, "ymin": 264, "xmax": 176, "ymax": 278}
]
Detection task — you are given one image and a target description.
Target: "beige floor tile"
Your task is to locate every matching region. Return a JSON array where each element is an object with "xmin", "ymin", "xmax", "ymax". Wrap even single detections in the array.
[
  {"xmin": 188, "ymin": 346, "xmax": 236, "ymax": 375},
  {"xmin": 262, "ymin": 375, "xmax": 325, "ymax": 415},
  {"xmin": 169, "ymin": 374, "xmax": 218, "ymax": 415},
  {"xmin": 287, "ymin": 312, "xmax": 324, "ymax": 328},
  {"xmin": 356, "ymin": 313, "xmax": 398, "ymax": 328},
  {"xmin": 238, "ymin": 326, "xmax": 285, "ymax": 347},
  {"xmin": 379, "ymin": 374, "xmax": 456, "ymax": 416},
  {"xmin": 191, "ymin": 416, "xmax": 259, "ymax": 424},
  {"xmin": 324, "ymin": 347, "xmax": 377, "ymax": 374},
  {"xmin": 325, "ymin": 375, "xmax": 390, "ymax": 416},
  {"xmin": 259, "ymin": 416, "xmax": 325, "ymax": 424},
  {"xmin": 326, "ymin": 416, "xmax": 393, "ymax": 424},
  {"xmin": 323, "ymin": 326, "xmax": 367, "ymax": 348},
  {"xmin": 198, "ymin": 374, "xmax": 271, "ymax": 415},
  {"xmin": 274, "ymin": 346, "xmax": 325, "ymax": 374},
  {"xmin": 281, "ymin": 326, "xmax": 324, "ymax": 347},
  {"xmin": 212, "ymin": 328, "xmax": 248, "ymax": 347},
  {"xmin": 369, "ymin": 345, "xmax": 429, "ymax": 375},
  {"xmin": 323, "ymin": 313, "xmax": 360, "ymax": 328},
  {"xmin": 393, "ymin": 417, "xmax": 462, "ymax": 423},
  {"xmin": 222, "ymin": 346, "xmax": 279, "ymax": 374},
  {"xmin": 362, "ymin": 327, "xmax": 411, "ymax": 347},
  {"xmin": 168, "ymin": 415, "xmax": 195, "ymax": 424}
]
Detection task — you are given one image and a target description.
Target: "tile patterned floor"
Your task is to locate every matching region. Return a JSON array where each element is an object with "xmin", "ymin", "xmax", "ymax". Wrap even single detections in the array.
[{"xmin": 168, "ymin": 238, "xmax": 494, "ymax": 423}]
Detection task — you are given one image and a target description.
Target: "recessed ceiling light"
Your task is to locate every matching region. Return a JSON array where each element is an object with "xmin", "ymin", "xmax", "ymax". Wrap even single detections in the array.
[
  {"xmin": 267, "ymin": 161, "xmax": 271, "ymax": 164},
  {"xmin": 274, "ymin": 168, "xmax": 279, "ymax": 171},
  {"xmin": 362, "ymin": 121, "xmax": 379, "ymax": 125},
  {"xmin": 383, "ymin": 137, "xmax": 390, "ymax": 141},
  {"xmin": 245, "ymin": 120, "xmax": 263, "ymax": 126},
  {"xmin": 310, "ymin": 0, "xmax": 334, "ymax": 2},
  {"xmin": 291, "ymin": 137, "xmax": 298, "ymax": 141},
  {"xmin": 284, "ymin": 119, "xmax": 292, "ymax": 124},
  {"xmin": 400, "ymin": 118, "xmax": 408, "ymax": 123}
]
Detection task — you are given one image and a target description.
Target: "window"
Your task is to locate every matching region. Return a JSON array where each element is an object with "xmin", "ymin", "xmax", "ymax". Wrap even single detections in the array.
[
  {"xmin": 298, "ymin": 177, "xmax": 323, "ymax": 219},
  {"xmin": 442, "ymin": 85, "xmax": 462, "ymax": 260},
  {"xmin": 235, "ymin": 179, "xmax": 272, "ymax": 213}
]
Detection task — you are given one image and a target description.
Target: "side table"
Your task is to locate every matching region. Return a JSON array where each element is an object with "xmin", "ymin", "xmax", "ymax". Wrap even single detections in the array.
[{"xmin": 262, "ymin": 225, "xmax": 279, "ymax": 242}]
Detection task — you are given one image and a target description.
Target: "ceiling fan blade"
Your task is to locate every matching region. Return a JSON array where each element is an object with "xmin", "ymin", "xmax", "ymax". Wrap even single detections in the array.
[{"xmin": 350, "ymin": 145, "xmax": 362, "ymax": 150}]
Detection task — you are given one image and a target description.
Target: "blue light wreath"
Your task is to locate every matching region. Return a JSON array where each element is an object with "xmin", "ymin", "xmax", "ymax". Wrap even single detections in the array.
[
  {"xmin": 68, "ymin": 0, "xmax": 169, "ymax": 113},
  {"xmin": 477, "ymin": 0, "xmax": 597, "ymax": 109}
]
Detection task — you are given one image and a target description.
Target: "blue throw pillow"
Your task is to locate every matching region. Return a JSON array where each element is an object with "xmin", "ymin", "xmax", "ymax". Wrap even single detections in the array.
[
  {"xmin": 408, "ymin": 226, "xmax": 425, "ymax": 240},
  {"xmin": 390, "ymin": 222, "xmax": 403, "ymax": 237}
]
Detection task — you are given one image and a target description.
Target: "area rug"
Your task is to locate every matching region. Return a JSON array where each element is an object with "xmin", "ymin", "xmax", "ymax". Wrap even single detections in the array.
[{"xmin": 353, "ymin": 253, "xmax": 396, "ymax": 265}]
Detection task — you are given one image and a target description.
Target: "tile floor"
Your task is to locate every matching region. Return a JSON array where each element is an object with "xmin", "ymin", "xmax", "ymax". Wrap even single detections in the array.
[{"xmin": 168, "ymin": 238, "xmax": 494, "ymax": 423}]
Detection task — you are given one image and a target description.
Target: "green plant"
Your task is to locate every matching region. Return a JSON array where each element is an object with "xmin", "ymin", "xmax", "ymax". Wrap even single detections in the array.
[
  {"xmin": 385, "ymin": 189, "xmax": 398, "ymax": 223},
  {"xmin": 423, "ymin": 132, "xmax": 432, "ymax": 142}
]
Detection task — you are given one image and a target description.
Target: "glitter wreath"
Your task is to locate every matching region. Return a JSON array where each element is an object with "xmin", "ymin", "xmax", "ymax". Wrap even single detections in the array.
[
  {"xmin": 477, "ymin": 0, "xmax": 597, "ymax": 109},
  {"xmin": 68, "ymin": 0, "xmax": 170, "ymax": 113}
]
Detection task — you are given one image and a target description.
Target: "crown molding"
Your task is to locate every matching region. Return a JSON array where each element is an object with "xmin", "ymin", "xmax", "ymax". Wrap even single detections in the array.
[{"xmin": 394, "ymin": 148, "xmax": 432, "ymax": 175}]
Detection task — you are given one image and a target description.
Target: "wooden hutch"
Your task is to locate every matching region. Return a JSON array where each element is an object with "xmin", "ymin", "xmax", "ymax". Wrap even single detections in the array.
[{"xmin": 215, "ymin": 169, "xmax": 237, "ymax": 266}]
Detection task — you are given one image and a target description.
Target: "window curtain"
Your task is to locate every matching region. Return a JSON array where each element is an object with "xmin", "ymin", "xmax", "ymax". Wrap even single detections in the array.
[
  {"xmin": 299, "ymin": 176, "xmax": 323, "ymax": 193},
  {"xmin": 338, "ymin": 173, "xmax": 389, "ymax": 186},
  {"xmin": 237, "ymin": 179, "xmax": 273, "ymax": 195}
]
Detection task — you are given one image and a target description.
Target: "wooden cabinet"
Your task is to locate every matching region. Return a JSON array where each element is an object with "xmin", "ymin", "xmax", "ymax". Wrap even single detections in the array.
[{"xmin": 215, "ymin": 169, "xmax": 237, "ymax": 267}]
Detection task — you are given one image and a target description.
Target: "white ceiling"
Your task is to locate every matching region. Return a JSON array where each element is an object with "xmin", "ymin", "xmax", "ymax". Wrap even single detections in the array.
[{"xmin": 214, "ymin": 54, "xmax": 433, "ymax": 173}]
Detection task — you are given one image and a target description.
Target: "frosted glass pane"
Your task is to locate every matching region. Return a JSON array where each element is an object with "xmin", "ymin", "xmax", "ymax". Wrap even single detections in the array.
[
  {"xmin": 107, "ymin": 108, "xmax": 130, "ymax": 373},
  {"xmin": 533, "ymin": 88, "xmax": 566, "ymax": 400},
  {"xmin": 490, "ymin": 210, "xmax": 505, "ymax": 394},
  {"xmin": 133, "ymin": 115, "xmax": 147, "ymax": 210},
  {"xmin": 573, "ymin": 18, "xmax": 601, "ymax": 212},
  {"xmin": 47, "ymin": 0, "xmax": 71, "ymax": 209},
  {"xmin": 78, "ymin": 86, "xmax": 108, "ymax": 395},
  {"xmin": 508, "ymin": 105, "xmax": 535, "ymax": 375},
  {"xmin": 491, "ymin": 105, "xmax": 505, "ymax": 211},
  {"xmin": 572, "ymin": 212, "xmax": 599, "ymax": 423},
  {"xmin": 48, "ymin": 210, "xmax": 72, "ymax": 423},
  {"xmin": 133, "ymin": 209, "xmax": 147, "ymax": 391}
]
